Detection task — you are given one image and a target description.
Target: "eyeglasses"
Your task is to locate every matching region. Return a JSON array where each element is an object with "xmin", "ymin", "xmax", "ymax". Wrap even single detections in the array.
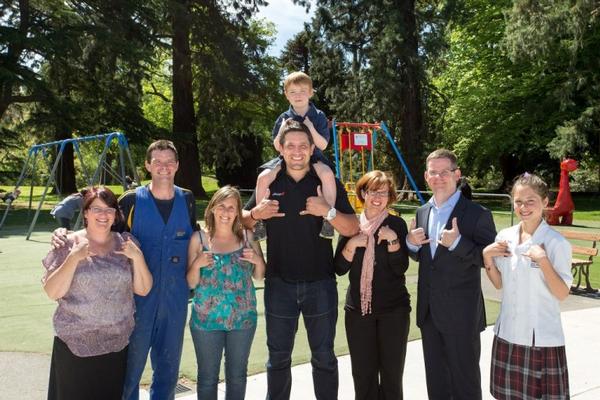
[
  {"xmin": 427, "ymin": 169, "xmax": 457, "ymax": 178},
  {"xmin": 89, "ymin": 206, "xmax": 117, "ymax": 215},
  {"xmin": 365, "ymin": 190, "xmax": 389, "ymax": 198},
  {"xmin": 150, "ymin": 159, "xmax": 177, "ymax": 168}
]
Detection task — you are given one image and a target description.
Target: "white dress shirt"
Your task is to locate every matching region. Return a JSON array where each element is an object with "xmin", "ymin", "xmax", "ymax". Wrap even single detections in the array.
[{"xmin": 493, "ymin": 220, "xmax": 572, "ymax": 347}]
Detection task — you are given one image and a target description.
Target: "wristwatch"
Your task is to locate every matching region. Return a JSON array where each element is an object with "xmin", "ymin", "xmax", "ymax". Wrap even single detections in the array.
[{"xmin": 325, "ymin": 207, "xmax": 337, "ymax": 221}]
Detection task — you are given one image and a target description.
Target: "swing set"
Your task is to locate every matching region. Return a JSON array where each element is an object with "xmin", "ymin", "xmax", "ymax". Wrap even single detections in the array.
[
  {"xmin": 332, "ymin": 120, "xmax": 425, "ymax": 211},
  {"xmin": 0, "ymin": 132, "xmax": 139, "ymax": 239}
]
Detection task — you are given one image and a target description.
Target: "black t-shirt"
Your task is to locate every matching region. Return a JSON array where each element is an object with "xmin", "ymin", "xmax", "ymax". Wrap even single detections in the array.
[
  {"xmin": 334, "ymin": 214, "xmax": 411, "ymax": 314},
  {"xmin": 117, "ymin": 185, "xmax": 199, "ymax": 232},
  {"xmin": 246, "ymin": 164, "xmax": 355, "ymax": 281}
]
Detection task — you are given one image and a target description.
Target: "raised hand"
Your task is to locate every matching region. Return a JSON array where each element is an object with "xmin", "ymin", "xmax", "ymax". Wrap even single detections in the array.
[
  {"xmin": 70, "ymin": 235, "xmax": 94, "ymax": 262},
  {"xmin": 523, "ymin": 244, "xmax": 547, "ymax": 263},
  {"xmin": 483, "ymin": 240, "xmax": 511, "ymax": 258},
  {"xmin": 239, "ymin": 247, "xmax": 260, "ymax": 265},
  {"xmin": 303, "ymin": 116, "xmax": 315, "ymax": 131},
  {"xmin": 377, "ymin": 225, "xmax": 398, "ymax": 244},
  {"xmin": 253, "ymin": 189, "xmax": 285, "ymax": 220},
  {"xmin": 115, "ymin": 237, "xmax": 144, "ymax": 261},
  {"xmin": 51, "ymin": 227, "xmax": 69, "ymax": 249},
  {"xmin": 194, "ymin": 250, "xmax": 214, "ymax": 269},
  {"xmin": 438, "ymin": 217, "xmax": 460, "ymax": 248},
  {"xmin": 278, "ymin": 118, "xmax": 290, "ymax": 135},
  {"xmin": 348, "ymin": 233, "xmax": 368, "ymax": 249},
  {"xmin": 300, "ymin": 185, "xmax": 330, "ymax": 217},
  {"xmin": 407, "ymin": 218, "xmax": 430, "ymax": 246}
]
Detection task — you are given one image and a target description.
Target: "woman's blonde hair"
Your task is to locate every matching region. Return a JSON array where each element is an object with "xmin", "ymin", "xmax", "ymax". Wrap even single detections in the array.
[{"xmin": 204, "ymin": 185, "xmax": 244, "ymax": 241}]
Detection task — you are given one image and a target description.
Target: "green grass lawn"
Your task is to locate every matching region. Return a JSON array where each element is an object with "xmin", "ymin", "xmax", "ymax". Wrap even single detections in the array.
[{"xmin": 1, "ymin": 185, "xmax": 598, "ymax": 383}]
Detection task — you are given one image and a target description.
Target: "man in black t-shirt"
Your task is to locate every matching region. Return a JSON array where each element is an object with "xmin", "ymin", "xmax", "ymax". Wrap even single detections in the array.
[{"xmin": 244, "ymin": 120, "xmax": 358, "ymax": 400}]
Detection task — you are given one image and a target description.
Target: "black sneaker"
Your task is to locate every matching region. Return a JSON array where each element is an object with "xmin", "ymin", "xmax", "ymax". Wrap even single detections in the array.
[
  {"xmin": 254, "ymin": 220, "xmax": 267, "ymax": 241},
  {"xmin": 320, "ymin": 219, "xmax": 335, "ymax": 239}
]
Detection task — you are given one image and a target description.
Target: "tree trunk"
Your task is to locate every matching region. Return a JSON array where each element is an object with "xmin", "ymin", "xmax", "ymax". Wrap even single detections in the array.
[
  {"xmin": 0, "ymin": 86, "xmax": 11, "ymax": 120},
  {"xmin": 499, "ymin": 153, "xmax": 520, "ymax": 191},
  {"xmin": 396, "ymin": 0, "xmax": 426, "ymax": 190},
  {"xmin": 171, "ymin": 0, "xmax": 207, "ymax": 199},
  {"xmin": 54, "ymin": 129, "xmax": 77, "ymax": 195}
]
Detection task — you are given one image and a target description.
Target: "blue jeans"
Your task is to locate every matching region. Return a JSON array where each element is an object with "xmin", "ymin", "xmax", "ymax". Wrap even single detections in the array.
[
  {"xmin": 264, "ymin": 277, "xmax": 338, "ymax": 400},
  {"xmin": 190, "ymin": 326, "xmax": 256, "ymax": 400}
]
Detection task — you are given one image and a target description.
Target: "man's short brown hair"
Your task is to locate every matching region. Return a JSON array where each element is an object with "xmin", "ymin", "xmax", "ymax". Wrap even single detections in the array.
[
  {"xmin": 426, "ymin": 148, "xmax": 458, "ymax": 169},
  {"xmin": 283, "ymin": 71, "xmax": 313, "ymax": 92},
  {"xmin": 278, "ymin": 120, "xmax": 314, "ymax": 147},
  {"xmin": 146, "ymin": 140, "xmax": 178, "ymax": 163}
]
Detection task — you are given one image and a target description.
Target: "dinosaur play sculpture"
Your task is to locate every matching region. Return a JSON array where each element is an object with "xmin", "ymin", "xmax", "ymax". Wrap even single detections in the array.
[{"xmin": 546, "ymin": 158, "xmax": 578, "ymax": 225}]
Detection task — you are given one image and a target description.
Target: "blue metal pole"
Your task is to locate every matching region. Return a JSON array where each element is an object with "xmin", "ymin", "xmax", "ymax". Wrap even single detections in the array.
[
  {"xmin": 28, "ymin": 132, "xmax": 124, "ymax": 151},
  {"xmin": 332, "ymin": 119, "xmax": 341, "ymax": 179},
  {"xmin": 380, "ymin": 121, "xmax": 426, "ymax": 205}
]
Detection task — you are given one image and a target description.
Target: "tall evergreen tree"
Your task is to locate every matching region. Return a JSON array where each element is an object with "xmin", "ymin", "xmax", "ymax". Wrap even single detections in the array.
[
  {"xmin": 301, "ymin": 0, "xmax": 428, "ymax": 188},
  {"xmin": 191, "ymin": 7, "xmax": 282, "ymax": 188},
  {"xmin": 171, "ymin": 0, "xmax": 204, "ymax": 196}
]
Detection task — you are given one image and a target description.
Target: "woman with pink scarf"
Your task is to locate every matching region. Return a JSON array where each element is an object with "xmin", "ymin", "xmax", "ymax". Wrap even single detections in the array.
[{"xmin": 335, "ymin": 170, "xmax": 410, "ymax": 400}]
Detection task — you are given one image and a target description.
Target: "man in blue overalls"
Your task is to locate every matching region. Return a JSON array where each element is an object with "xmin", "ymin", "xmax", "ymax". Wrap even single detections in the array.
[{"xmin": 120, "ymin": 140, "xmax": 197, "ymax": 400}]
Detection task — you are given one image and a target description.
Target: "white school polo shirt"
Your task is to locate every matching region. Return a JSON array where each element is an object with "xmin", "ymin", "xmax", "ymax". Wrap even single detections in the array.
[{"xmin": 493, "ymin": 220, "xmax": 573, "ymax": 347}]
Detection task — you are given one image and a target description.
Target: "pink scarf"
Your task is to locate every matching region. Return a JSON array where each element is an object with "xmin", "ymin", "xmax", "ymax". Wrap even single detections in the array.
[{"xmin": 359, "ymin": 208, "xmax": 389, "ymax": 315}]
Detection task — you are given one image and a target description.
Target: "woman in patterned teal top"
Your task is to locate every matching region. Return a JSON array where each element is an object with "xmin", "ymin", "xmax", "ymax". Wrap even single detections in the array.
[{"xmin": 187, "ymin": 186, "xmax": 265, "ymax": 400}]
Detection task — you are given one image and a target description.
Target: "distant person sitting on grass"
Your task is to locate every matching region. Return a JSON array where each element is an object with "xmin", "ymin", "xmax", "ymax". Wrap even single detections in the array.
[
  {"xmin": 42, "ymin": 186, "xmax": 152, "ymax": 400},
  {"xmin": 125, "ymin": 175, "xmax": 139, "ymax": 190},
  {"xmin": 0, "ymin": 187, "xmax": 21, "ymax": 203},
  {"xmin": 50, "ymin": 189, "xmax": 89, "ymax": 230}
]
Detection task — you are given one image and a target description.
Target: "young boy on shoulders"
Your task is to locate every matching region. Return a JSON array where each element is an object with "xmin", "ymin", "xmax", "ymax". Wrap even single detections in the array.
[{"xmin": 254, "ymin": 71, "xmax": 337, "ymax": 239}]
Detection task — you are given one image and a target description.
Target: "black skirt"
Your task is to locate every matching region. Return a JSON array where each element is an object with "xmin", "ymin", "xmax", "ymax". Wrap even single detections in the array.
[{"xmin": 47, "ymin": 336, "xmax": 128, "ymax": 400}]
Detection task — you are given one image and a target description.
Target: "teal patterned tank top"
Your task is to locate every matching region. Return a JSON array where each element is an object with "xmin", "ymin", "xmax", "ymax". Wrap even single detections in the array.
[{"xmin": 190, "ymin": 234, "xmax": 257, "ymax": 331}]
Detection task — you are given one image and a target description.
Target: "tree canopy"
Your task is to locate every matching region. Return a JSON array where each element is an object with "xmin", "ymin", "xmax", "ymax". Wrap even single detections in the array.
[{"xmin": 2, "ymin": 0, "xmax": 599, "ymax": 192}]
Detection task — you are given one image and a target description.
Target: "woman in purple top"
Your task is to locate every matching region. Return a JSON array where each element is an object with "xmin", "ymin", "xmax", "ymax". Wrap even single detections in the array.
[{"xmin": 42, "ymin": 187, "xmax": 153, "ymax": 400}]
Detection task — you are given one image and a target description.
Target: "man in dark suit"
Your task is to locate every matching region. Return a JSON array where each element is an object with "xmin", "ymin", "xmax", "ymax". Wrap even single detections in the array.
[{"xmin": 406, "ymin": 149, "xmax": 496, "ymax": 400}]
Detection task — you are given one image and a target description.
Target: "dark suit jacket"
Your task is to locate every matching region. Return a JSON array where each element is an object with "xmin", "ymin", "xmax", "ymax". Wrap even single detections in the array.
[{"xmin": 410, "ymin": 194, "xmax": 496, "ymax": 335}]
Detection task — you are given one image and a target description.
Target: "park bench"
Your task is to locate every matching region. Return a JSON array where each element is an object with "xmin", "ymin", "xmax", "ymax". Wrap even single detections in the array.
[{"xmin": 559, "ymin": 230, "xmax": 600, "ymax": 294}]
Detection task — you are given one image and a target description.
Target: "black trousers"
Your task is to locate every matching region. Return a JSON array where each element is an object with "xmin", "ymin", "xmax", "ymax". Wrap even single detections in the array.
[
  {"xmin": 47, "ymin": 336, "xmax": 127, "ymax": 400},
  {"xmin": 345, "ymin": 308, "xmax": 410, "ymax": 400},
  {"xmin": 420, "ymin": 312, "xmax": 482, "ymax": 400}
]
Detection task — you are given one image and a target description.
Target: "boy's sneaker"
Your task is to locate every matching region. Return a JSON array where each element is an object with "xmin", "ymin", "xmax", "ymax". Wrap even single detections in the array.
[
  {"xmin": 253, "ymin": 220, "xmax": 267, "ymax": 241},
  {"xmin": 320, "ymin": 219, "xmax": 335, "ymax": 239}
]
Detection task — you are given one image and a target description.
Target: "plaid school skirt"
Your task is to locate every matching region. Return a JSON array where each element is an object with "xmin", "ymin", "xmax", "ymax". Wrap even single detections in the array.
[{"xmin": 490, "ymin": 335, "xmax": 570, "ymax": 399}]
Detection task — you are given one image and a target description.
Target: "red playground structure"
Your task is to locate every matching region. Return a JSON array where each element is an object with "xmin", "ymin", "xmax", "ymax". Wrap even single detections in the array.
[{"xmin": 546, "ymin": 158, "xmax": 578, "ymax": 225}]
